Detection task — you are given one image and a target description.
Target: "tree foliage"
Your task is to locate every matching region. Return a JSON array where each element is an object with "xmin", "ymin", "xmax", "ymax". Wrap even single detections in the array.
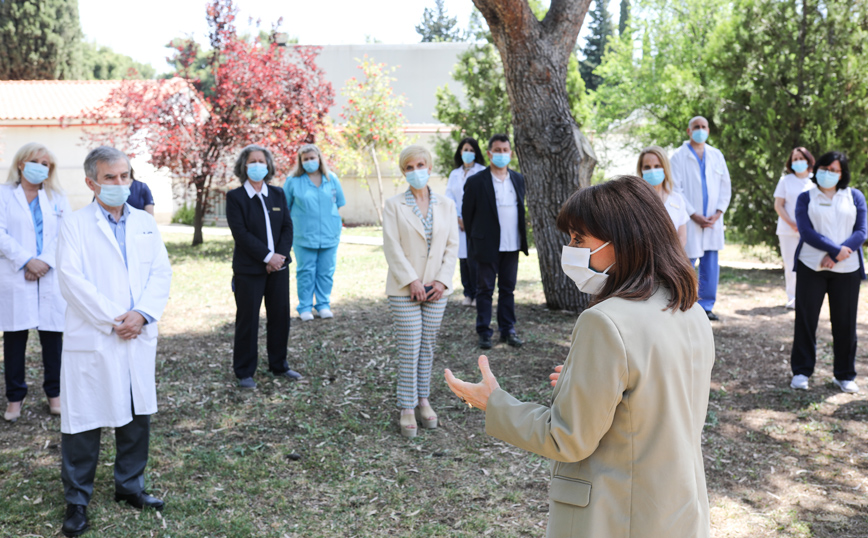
[
  {"xmin": 80, "ymin": 41, "xmax": 156, "ymax": 80},
  {"xmin": 0, "ymin": 0, "xmax": 83, "ymax": 79},
  {"xmin": 416, "ymin": 0, "xmax": 461, "ymax": 42},
  {"xmin": 594, "ymin": 0, "xmax": 868, "ymax": 246},
  {"xmin": 579, "ymin": 0, "xmax": 614, "ymax": 92},
  {"xmin": 84, "ymin": 0, "xmax": 333, "ymax": 246},
  {"xmin": 338, "ymin": 57, "xmax": 406, "ymax": 225}
]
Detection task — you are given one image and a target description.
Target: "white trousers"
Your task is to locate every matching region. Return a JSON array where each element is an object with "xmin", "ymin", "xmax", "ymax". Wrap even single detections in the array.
[{"xmin": 778, "ymin": 234, "xmax": 801, "ymax": 303}]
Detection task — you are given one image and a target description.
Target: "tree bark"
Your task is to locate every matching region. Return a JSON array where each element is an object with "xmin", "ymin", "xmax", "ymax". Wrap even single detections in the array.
[{"xmin": 472, "ymin": 0, "xmax": 597, "ymax": 311}]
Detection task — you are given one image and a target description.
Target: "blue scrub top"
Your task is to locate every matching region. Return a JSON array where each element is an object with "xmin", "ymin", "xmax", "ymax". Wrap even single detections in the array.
[
  {"xmin": 127, "ymin": 179, "xmax": 155, "ymax": 211},
  {"xmin": 283, "ymin": 172, "xmax": 346, "ymax": 249}
]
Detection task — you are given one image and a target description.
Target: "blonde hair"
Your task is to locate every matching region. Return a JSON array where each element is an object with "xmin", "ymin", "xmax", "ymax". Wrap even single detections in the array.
[
  {"xmin": 6, "ymin": 143, "xmax": 63, "ymax": 200},
  {"xmin": 398, "ymin": 145, "xmax": 432, "ymax": 173},
  {"xmin": 636, "ymin": 146, "xmax": 674, "ymax": 194},
  {"xmin": 290, "ymin": 144, "xmax": 332, "ymax": 179}
]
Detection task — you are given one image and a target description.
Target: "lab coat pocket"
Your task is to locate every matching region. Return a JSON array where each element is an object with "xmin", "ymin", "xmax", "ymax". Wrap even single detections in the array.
[
  {"xmin": 63, "ymin": 321, "xmax": 104, "ymax": 352},
  {"xmin": 134, "ymin": 233, "xmax": 156, "ymax": 264},
  {"xmin": 549, "ymin": 476, "xmax": 592, "ymax": 508}
]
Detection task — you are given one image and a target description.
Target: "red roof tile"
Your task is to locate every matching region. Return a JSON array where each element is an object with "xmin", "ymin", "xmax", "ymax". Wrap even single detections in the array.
[{"xmin": 0, "ymin": 80, "xmax": 122, "ymax": 121}]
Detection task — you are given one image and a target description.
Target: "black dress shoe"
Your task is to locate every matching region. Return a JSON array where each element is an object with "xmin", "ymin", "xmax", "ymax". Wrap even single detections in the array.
[
  {"xmin": 478, "ymin": 334, "xmax": 492, "ymax": 350},
  {"xmin": 274, "ymin": 369, "xmax": 302, "ymax": 380},
  {"xmin": 706, "ymin": 311, "xmax": 720, "ymax": 321},
  {"xmin": 500, "ymin": 333, "xmax": 524, "ymax": 348},
  {"xmin": 115, "ymin": 491, "xmax": 165, "ymax": 511},
  {"xmin": 238, "ymin": 377, "xmax": 256, "ymax": 389},
  {"xmin": 62, "ymin": 504, "xmax": 88, "ymax": 537}
]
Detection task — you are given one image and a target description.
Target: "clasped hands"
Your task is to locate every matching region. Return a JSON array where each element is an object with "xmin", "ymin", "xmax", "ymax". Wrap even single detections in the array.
[
  {"xmin": 821, "ymin": 245, "xmax": 853, "ymax": 269},
  {"xmin": 266, "ymin": 253, "xmax": 286, "ymax": 273},
  {"xmin": 408, "ymin": 279, "xmax": 446, "ymax": 302},
  {"xmin": 24, "ymin": 259, "xmax": 50, "ymax": 281},
  {"xmin": 114, "ymin": 311, "xmax": 145, "ymax": 340},
  {"xmin": 690, "ymin": 210, "xmax": 723, "ymax": 229}
]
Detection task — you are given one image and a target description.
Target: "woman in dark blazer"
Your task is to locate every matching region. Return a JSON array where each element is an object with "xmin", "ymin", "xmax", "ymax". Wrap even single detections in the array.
[
  {"xmin": 226, "ymin": 144, "xmax": 301, "ymax": 389},
  {"xmin": 791, "ymin": 151, "xmax": 866, "ymax": 393}
]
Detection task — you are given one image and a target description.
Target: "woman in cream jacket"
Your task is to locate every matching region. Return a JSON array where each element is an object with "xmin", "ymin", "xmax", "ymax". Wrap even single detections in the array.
[
  {"xmin": 383, "ymin": 145, "xmax": 458, "ymax": 438},
  {"xmin": 446, "ymin": 176, "xmax": 715, "ymax": 538}
]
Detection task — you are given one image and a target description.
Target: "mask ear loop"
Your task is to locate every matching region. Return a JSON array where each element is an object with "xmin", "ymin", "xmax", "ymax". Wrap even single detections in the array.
[{"xmin": 589, "ymin": 241, "xmax": 610, "ymax": 255}]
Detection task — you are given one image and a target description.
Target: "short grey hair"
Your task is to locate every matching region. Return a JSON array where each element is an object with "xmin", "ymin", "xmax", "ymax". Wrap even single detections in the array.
[
  {"xmin": 84, "ymin": 146, "xmax": 131, "ymax": 180},
  {"xmin": 233, "ymin": 144, "xmax": 275, "ymax": 183}
]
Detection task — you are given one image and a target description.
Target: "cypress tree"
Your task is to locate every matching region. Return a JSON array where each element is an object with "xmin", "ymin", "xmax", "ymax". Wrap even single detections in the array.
[
  {"xmin": 579, "ymin": 0, "xmax": 613, "ymax": 92},
  {"xmin": 0, "ymin": 0, "xmax": 84, "ymax": 80}
]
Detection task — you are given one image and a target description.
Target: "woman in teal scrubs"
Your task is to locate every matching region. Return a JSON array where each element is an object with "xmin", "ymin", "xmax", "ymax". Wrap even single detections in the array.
[{"xmin": 284, "ymin": 144, "xmax": 346, "ymax": 321}]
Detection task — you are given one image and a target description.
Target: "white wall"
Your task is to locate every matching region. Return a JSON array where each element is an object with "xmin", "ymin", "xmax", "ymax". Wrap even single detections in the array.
[{"xmin": 0, "ymin": 125, "xmax": 175, "ymax": 223}]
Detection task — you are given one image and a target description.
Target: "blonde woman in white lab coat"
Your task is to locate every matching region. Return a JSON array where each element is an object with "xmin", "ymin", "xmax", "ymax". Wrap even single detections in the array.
[{"xmin": 0, "ymin": 143, "xmax": 70, "ymax": 422}]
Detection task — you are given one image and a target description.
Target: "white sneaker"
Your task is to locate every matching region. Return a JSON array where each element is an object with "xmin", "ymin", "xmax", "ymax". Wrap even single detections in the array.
[
  {"xmin": 470, "ymin": 299, "xmax": 476, "ymax": 307},
  {"xmin": 790, "ymin": 374, "xmax": 809, "ymax": 390},
  {"xmin": 299, "ymin": 311, "xmax": 314, "ymax": 322},
  {"xmin": 461, "ymin": 296, "xmax": 472, "ymax": 306},
  {"xmin": 833, "ymin": 378, "xmax": 859, "ymax": 393},
  {"xmin": 786, "ymin": 298, "xmax": 796, "ymax": 310},
  {"xmin": 317, "ymin": 308, "xmax": 334, "ymax": 319}
]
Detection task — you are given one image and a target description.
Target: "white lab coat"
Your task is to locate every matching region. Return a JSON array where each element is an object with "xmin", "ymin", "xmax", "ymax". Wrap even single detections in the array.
[
  {"xmin": 57, "ymin": 202, "xmax": 172, "ymax": 434},
  {"xmin": 444, "ymin": 163, "xmax": 486, "ymax": 259},
  {"xmin": 0, "ymin": 184, "xmax": 71, "ymax": 332},
  {"xmin": 670, "ymin": 141, "xmax": 732, "ymax": 259}
]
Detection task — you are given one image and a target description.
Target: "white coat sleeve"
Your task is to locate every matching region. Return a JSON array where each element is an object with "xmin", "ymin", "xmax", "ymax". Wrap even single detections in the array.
[
  {"xmin": 0, "ymin": 191, "xmax": 34, "ymax": 270},
  {"xmin": 57, "ymin": 218, "xmax": 126, "ymax": 334},
  {"xmin": 37, "ymin": 195, "xmax": 71, "ymax": 269},
  {"xmin": 132, "ymin": 226, "xmax": 172, "ymax": 322},
  {"xmin": 716, "ymin": 153, "xmax": 732, "ymax": 214},
  {"xmin": 444, "ymin": 169, "xmax": 462, "ymax": 217}
]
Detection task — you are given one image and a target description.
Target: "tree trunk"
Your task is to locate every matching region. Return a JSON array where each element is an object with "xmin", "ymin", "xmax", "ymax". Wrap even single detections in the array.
[
  {"xmin": 370, "ymin": 145, "xmax": 385, "ymax": 226},
  {"xmin": 473, "ymin": 0, "xmax": 597, "ymax": 311},
  {"xmin": 192, "ymin": 176, "xmax": 212, "ymax": 247}
]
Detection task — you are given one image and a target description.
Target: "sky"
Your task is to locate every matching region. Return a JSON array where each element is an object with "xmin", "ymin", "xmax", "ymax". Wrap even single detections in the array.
[{"xmin": 79, "ymin": 0, "xmax": 606, "ymax": 75}]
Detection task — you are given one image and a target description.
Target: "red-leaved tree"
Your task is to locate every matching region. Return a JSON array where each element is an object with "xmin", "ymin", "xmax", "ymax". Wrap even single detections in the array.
[{"xmin": 83, "ymin": 0, "xmax": 334, "ymax": 245}]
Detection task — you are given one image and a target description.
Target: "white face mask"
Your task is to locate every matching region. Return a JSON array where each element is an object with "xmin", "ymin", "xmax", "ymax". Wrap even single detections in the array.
[{"xmin": 561, "ymin": 242, "xmax": 614, "ymax": 295}]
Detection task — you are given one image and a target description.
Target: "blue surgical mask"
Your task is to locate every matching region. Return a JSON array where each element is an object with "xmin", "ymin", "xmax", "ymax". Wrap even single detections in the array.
[
  {"xmin": 96, "ymin": 184, "xmax": 131, "ymax": 207},
  {"xmin": 491, "ymin": 152, "xmax": 511, "ymax": 168},
  {"xmin": 691, "ymin": 129, "xmax": 709, "ymax": 144},
  {"xmin": 302, "ymin": 159, "xmax": 319, "ymax": 173},
  {"xmin": 22, "ymin": 162, "xmax": 49, "ymax": 185},
  {"xmin": 791, "ymin": 160, "xmax": 809, "ymax": 174},
  {"xmin": 461, "ymin": 151, "xmax": 476, "ymax": 164},
  {"xmin": 816, "ymin": 169, "xmax": 840, "ymax": 189},
  {"xmin": 247, "ymin": 163, "xmax": 268, "ymax": 182},
  {"xmin": 642, "ymin": 169, "xmax": 665, "ymax": 186},
  {"xmin": 405, "ymin": 169, "xmax": 430, "ymax": 189}
]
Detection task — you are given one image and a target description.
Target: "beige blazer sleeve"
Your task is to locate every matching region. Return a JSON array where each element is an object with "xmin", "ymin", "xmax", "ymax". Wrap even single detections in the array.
[
  {"xmin": 433, "ymin": 199, "xmax": 459, "ymax": 289},
  {"xmin": 485, "ymin": 308, "xmax": 628, "ymax": 462},
  {"xmin": 382, "ymin": 196, "xmax": 419, "ymax": 290}
]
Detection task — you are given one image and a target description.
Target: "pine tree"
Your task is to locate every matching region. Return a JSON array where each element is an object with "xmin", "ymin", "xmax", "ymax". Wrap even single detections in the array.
[
  {"xmin": 619, "ymin": 0, "xmax": 630, "ymax": 36},
  {"xmin": 579, "ymin": 0, "xmax": 613, "ymax": 92},
  {"xmin": 0, "ymin": 0, "xmax": 83, "ymax": 79},
  {"xmin": 415, "ymin": 0, "xmax": 460, "ymax": 43}
]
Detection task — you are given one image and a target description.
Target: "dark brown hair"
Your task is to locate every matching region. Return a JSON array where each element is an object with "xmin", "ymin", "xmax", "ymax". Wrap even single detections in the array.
[
  {"xmin": 556, "ymin": 175, "xmax": 697, "ymax": 311},
  {"xmin": 785, "ymin": 147, "xmax": 815, "ymax": 175}
]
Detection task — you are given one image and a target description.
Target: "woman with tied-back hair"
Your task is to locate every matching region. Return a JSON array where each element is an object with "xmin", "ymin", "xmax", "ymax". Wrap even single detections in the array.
[
  {"xmin": 446, "ymin": 176, "xmax": 715, "ymax": 538},
  {"xmin": 0, "ymin": 142, "xmax": 71, "ymax": 422},
  {"xmin": 774, "ymin": 147, "xmax": 815, "ymax": 309},
  {"xmin": 637, "ymin": 145, "xmax": 688, "ymax": 247},
  {"xmin": 444, "ymin": 137, "xmax": 487, "ymax": 306},
  {"xmin": 283, "ymin": 144, "xmax": 346, "ymax": 321}
]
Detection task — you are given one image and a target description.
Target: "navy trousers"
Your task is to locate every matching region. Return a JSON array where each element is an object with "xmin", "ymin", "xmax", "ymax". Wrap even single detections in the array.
[
  {"xmin": 232, "ymin": 269, "xmax": 291, "ymax": 379},
  {"xmin": 3, "ymin": 329, "xmax": 62, "ymax": 402},
  {"xmin": 459, "ymin": 258, "xmax": 478, "ymax": 299},
  {"xmin": 475, "ymin": 251, "xmax": 519, "ymax": 338}
]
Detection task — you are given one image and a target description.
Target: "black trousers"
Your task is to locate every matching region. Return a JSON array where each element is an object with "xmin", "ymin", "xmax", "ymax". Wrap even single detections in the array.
[
  {"xmin": 475, "ymin": 251, "xmax": 519, "ymax": 338},
  {"xmin": 232, "ymin": 269, "xmax": 290, "ymax": 379},
  {"xmin": 459, "ymin": 258, "xmax": 478, "ymax": 299},
  {"xmin": 3, "ymin": 329, "xmax": 62, "ymax": 402},
  {"xmin": 791, "ymin": 261, "xmax": 860, "ymax": 381},
  {"xmin": 61, "ymin": 410, "xmax": 150, "ymax": 505}
]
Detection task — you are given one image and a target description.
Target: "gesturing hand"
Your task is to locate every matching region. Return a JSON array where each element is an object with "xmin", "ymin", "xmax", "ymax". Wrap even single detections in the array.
[
  {"xmin": 444, "ymin": 355, "xmax": 501, "ymax": 411},
  {"xmin": 549, "ymin": 364, "xmax": 564, "ymax": 387},
  {"xmin": 114, "ymin": 311, "xmax": 146, "ymax": 340}
]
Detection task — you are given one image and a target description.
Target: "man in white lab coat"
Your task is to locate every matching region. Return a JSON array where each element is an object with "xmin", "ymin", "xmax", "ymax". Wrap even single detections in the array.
[
  {"xmin": 670, "ymin": 116, "xmax": 732, "ymax": 321},
  {"xmin": 56, "ymin": 146, "xmax": 172, "ymax": 537}
]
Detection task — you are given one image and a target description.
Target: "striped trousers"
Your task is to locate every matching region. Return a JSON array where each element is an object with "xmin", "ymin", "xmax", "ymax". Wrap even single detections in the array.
[{"xmin": 388, "ymin": 296, "xmax": 448, "ymax": 409}]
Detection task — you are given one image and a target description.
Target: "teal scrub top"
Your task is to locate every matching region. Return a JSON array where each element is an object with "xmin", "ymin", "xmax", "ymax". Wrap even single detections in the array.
[{"xmin": 284, "ymin": 172, "xmax": 346, "ymax": 249}]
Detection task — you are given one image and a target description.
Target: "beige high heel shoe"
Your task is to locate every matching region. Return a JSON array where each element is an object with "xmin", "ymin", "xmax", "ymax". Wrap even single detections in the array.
[
  {"xmin": 400, "ymin": 411, "xmax": 418, "ymax": 438},
  {"xmin": 415, "ymin": 405, "xmax": 438, "ymax": 429},
  {"xmin": 48, "ymin": 397, "xmax": 61, "ymax": 416},
  {"xmin": 4, "ymin": 400, "xmax": 23, "ymax": 423}
]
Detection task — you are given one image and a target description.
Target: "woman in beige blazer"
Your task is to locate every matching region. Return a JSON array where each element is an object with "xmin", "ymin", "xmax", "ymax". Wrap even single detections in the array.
[
  {"xmin": 446, "ymin": 176, "xmax": 715, "ymax": 537},
  {"xmin": 383, "ymin": 145, "xmax": 459, "ymax": 438}
]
